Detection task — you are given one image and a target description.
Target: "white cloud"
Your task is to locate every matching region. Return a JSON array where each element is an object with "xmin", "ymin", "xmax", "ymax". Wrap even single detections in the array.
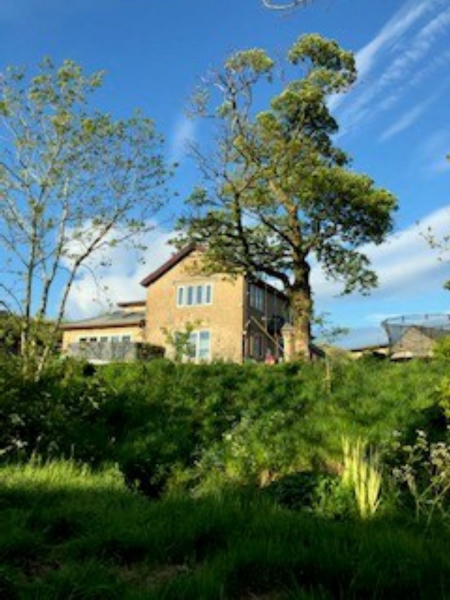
[
  {"xmin": 355, "ymin": 0, "xmax": 435, "ymax": 80},
  {"xmin": 170, "ymin": 115, "xmax": 197, "ymax": 164},
  {"xmin": 312, "ymin": 205, "xmax": 450, "ymax": 302},
  {"xmin": 333, "ymin": 0, "xmax": 450, "ymax": 136},
  {"xmin": 65, "ymin": 222, "xmax": 174, "ymax": 318},
  {"xmin": 330, "ymin": 0, "xmax": 438, "ymax": 114},
  {"xmin": 66, "ymin": 206, "xmax": 450, "ymax": 324}
]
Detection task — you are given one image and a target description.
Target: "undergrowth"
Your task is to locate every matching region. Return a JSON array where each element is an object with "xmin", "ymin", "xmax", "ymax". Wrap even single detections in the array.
[{"xmin": 2, "ymin": 460, "xmax": 450, "ymax": 599}]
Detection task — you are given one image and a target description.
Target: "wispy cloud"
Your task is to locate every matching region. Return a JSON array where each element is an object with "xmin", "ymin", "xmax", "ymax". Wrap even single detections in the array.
[
  {"xmin": 355, "ymin": 0, "xmax": 436, "ymax": 80},
  {"xmin": 312, "ymin": 205, "xmax": 450, "ymax": 302},
  {"xmin": 329, "ymin": 0, "xmax": 438, "ymax": 113},
  {"xmin": 169, "ymin": 115, "xmax": 197, "ymax": 164},
  {"xmin": 379, "ymin": 93, "xmax": 438, "ymax": 141},
  {"xmin": 333, "ymin": 0, "xmax": 450, "ymax": 137}
]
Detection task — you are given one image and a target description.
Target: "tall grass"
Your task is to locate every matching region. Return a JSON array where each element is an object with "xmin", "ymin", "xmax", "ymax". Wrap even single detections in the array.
[
  {"xmin": 342, "ymin": 437, "xmax": 381, "ymax": 519},
  {"xmin": 2, "ymin": 460, "xmax": 450, "ymax": 598}
]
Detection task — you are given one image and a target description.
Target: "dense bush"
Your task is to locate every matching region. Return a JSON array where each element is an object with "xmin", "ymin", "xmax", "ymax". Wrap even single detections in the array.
[
  {"xmin": 1, "ymin": 355, "xmax": 449, "ymax": 502},
  {"xmin": 0, "ymin": 357, "xmax": 118, "ymax": 465}
]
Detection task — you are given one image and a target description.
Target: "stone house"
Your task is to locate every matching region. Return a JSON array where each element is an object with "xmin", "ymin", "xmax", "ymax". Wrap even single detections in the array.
[
  {"xmin": 61, "ymin": 245, "xmax": 291, "ymax": 363},
  {"xmin": 389, "ymin": 325, "xmax": 447, "ymax": 360},
  {"xmin": 60, "ymin": 300, "xmax": 148, "ymax": 362},
  {"xmin": 382, "ymin": 315, "xmax": 450, "ymax": 360}
]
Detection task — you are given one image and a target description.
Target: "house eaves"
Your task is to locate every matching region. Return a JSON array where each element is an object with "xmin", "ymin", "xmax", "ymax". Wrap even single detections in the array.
[{"xmin": 140, "ymin": 244, "xmax": 197, "ymax": 288}]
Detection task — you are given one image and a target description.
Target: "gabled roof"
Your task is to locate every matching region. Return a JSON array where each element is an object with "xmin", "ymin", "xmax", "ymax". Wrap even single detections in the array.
[
  {"xmin": 140, "ymin": 244, "xmax": 288, "ymax": 303},
  {"xmin": 140, "ymin": 244, "xmax": 197, "ymax": 288}
]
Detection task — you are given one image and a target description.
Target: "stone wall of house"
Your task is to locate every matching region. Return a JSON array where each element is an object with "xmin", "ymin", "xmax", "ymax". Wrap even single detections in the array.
[
  {"xmin": 391, "ymin": 326, "xmax": 435, "ymax": 357},
  {"xmin": 62, "ymin": 325, "xmax": 145, "ymax": 352},
  {"xmin": 144, "ymin": 251, "xmax": 245, "ymax": 362}
]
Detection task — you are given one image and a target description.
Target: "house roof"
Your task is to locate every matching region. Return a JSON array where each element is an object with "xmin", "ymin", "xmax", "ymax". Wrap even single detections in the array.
[
  {"xmin": 140, "ymin": 244, "xmax": 289, "ymax": 302},
  {"xmin": 60, "ymin": 310, "xmax": 145, "ymax": 331},
  {"xmin": 117, "ymin": 300, "xmax": 146, "ymax": 308},
  {"xmin": 140, "ymin": 244, "xmax": 197, "ymax": 287}
]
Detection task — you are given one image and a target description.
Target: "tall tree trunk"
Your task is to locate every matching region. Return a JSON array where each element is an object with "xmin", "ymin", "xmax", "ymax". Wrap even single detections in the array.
[{"xmin": 289, "ymin": 262, "xmax": 313, "ymax": 360}]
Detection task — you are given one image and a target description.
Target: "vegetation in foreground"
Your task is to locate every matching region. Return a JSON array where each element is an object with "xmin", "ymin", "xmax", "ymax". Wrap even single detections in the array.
[
  {"xmin": 2, "ymin": 353, "xmax": 450, "ymax": 597},
  {"xmin": 2, "ymin": 460, "xmax": 450, "ymax": 599}
]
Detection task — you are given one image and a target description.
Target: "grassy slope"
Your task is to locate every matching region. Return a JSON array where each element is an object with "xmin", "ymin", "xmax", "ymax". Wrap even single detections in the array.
[{"xmin": 2, "ymin": 461, "xmax": 450, "ymax": 599}]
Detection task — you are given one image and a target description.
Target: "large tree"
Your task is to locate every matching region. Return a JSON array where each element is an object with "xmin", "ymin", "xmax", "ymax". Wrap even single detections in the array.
[
  {"xmin": 0, "ymin": 59, "xmax": 169, "ymax": 377},
  {"xmin": 177, "ymin": 34, "xmax": 397, "ymax": 359}
]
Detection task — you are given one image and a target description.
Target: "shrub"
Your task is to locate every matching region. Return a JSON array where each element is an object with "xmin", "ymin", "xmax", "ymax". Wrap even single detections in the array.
[
  {"xmin": 341, "ymin": 437, "xmax": 381, "ymax": 519},
  {"xmin": 391, "ymin": 429, "xmax": 450, "ymax": 522},
  {"xmin": 0, "ymin": 358, "xmax": 118, "ymax": 464}
]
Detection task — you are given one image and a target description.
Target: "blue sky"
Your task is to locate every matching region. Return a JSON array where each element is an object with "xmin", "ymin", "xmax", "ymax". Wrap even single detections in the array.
[{"xmin": 1, "ymin": 0, "xmax": 449, "ymax": 346}]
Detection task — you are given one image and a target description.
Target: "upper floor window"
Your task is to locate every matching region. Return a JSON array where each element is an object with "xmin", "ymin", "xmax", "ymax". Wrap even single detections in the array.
[
  {"xmin": 177, "ymin": 283, "xmax": 213, "ymax": 307},
  {"xmin": 249, "ymin": 284, "xmax": 265, "ymax": 312}
]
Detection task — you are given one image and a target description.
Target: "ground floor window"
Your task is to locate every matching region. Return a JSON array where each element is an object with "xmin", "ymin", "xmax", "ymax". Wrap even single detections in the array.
[
  {"xmin": 250, "ymin": 334, "xmax": 264, "ymax": 359},
  {"xmin": 78, "ymin": 334, "xmax": 133, "ymax": 343},
  {"xmin": 187, "ymin": 330, "xmax": 211, "ymax": 361}
]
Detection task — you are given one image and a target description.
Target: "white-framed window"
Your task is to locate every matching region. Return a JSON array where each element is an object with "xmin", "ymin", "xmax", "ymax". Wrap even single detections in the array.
[
  {"xmin": 122, "ymin": 335, "xmax": 131, "ymax": 342},
  {"xmin": 185, "ymin": 330, "xmax": 211, "ymax": 361},
  {"xmin": 177, "ymin": 283, "xmax": 213, "ymax": 307}
]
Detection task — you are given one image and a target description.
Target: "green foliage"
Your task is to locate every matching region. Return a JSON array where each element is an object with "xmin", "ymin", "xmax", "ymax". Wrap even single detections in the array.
[
  {"xmin": 161, "ymin": 321, "xmax": 201, "ymax": 362},
  {"xmin": 0, "ymin": 357, "xmax": 118, "ymax": 464},
  {"xmin": 433, "ymin": 335, "xmax": 450, "ymax": 362},
  {"xmin": 391, "ymin": 429, "xmax": 450, "ymax": 523},
  {"xmin": 2, "ymin": 357, "xmax": 447, "ymax": 502},
  {"xmin": 177, "ymin": 34, "xmax": 397, "ymax": 356},
  {"xmin": 5, "ymin": 358, "xmax": 450, "ymax": 593},
  {"xmin": 3, "ymin": 460, "xmax": 450, "ymax": 598},
  {"xmin": 341, "ymin": 437, "xmax": 381, "ymax": 519},
  {"xmin": 0, "ymin": 58, "xmax": 169, "ymax": 378}
]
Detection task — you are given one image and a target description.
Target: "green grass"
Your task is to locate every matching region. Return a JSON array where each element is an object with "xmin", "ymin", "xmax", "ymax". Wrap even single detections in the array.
[{"xmin": 2, "ymin": 460, "xmax": 450, "ymax": 599}]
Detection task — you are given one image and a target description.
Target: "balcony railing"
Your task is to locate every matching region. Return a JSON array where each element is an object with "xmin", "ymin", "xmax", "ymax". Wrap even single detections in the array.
[{"xmin": 67, "ymin": 341, "xmax": 164, "ymax": 363}]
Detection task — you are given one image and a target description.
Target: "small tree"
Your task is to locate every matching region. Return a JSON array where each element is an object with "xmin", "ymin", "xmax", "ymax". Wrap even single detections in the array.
[
  {"xmin": 423, "ymin": 154, "xmax": 450, "ymax": 289},
  {"xmin": 0, "ymin": 58, "xmax": 170, "ymax": 377},
  {"xmin": 177, "ymin": 34, "xmax": 396, "ymax": 359}
]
